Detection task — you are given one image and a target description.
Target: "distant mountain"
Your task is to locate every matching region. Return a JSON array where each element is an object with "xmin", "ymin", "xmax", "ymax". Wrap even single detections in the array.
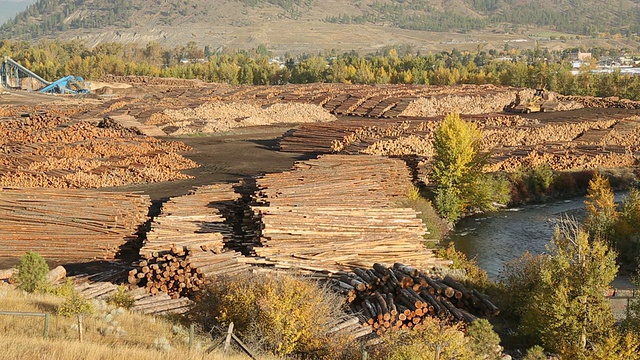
[
  {"xmin": 2, "ymin": 0, "xmax": 640, "ymax": 52},
  {"xmin": 0, "ymin": 0, "xmax": 37, "ymax": 25}
]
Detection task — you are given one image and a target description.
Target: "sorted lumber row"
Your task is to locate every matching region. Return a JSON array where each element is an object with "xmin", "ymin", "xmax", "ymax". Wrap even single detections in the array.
[
  {"xmin": 338, "ymin": 263, "xmax": 499, "ymax": 335},
  {"xmin": 0, "ymin": 187, "xmax": 150, "ymax": 262},
  {"xmin": 130, "ymin": 288, "xmax": 193, "ymax": 315},
  {"xmin": 131, "ymin": 184, "xmax": 251, "ymax": 298},
  {"xmin": 249, "ymin": 155, "xmax": 439, "ymax": 275}
]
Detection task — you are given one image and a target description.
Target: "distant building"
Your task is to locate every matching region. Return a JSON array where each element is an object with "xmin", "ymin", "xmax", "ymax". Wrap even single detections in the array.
[{"xmin": 577, "ymin": 51, "xmax": 592, "ymax": 61}]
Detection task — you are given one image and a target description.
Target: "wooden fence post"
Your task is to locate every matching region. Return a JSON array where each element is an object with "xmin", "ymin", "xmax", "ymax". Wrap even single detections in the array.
[
  {"xmin": 188, "ymin": 323, "xmax": 194, "ymax": 351},
  {"xmin": 43, "ymin": 313, "xmax": 50, "ymax": 339},
  {"xmin": 77, "ymin": 314, "xmax": 83, "ymax": 343},
  {"xmin": 223, "ymin": 322, "xmax": 234, "ymax": 354}
]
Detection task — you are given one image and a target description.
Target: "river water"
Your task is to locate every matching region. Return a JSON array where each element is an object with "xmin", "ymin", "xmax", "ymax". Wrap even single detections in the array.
[{"xmin": 447, "ymin": 193, "xmax": 628, "ymax": 280}]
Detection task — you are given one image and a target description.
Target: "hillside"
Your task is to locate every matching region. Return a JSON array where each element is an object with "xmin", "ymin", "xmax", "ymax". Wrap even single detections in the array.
[{"xmin": 2, "ymin": 0, "xmax": 640, "ymax": 53}]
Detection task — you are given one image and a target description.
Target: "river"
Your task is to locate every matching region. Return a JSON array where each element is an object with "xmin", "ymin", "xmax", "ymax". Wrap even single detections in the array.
[{"xmin": 447, "ymin": 193, "xmax": 628, "ymax": 280}]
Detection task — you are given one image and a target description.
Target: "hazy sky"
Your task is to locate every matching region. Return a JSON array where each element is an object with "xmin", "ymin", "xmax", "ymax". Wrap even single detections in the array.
[{"xmin": 0, "ymin": 0, "xmax": 37, "ymax": 26}]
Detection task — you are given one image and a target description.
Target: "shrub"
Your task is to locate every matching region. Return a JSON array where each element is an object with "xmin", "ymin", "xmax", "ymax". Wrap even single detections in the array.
[
  {"xmin": 522, "ymin": 345, "xmax": 547, "ymax": 360},
  {"xmin": 189, "ymin": 272, "xmax": 352, "ymax": 358},
  {"xmin": 106, "ymin": 285, "xmax": 135, "ymax": 309},
  {"xmin": 434, "ymin": 186, "xmax": 464, "ymax": 222},
  {"xmin": 397, "ymin": 186, "xmax": 449, "ymax": 242},
  {"xmin": 466, "ymin": 319, "xmax": 502, "ymax": 360},
  {"xmin": 13, "ymin": 251, "xmax": 49, "ymax": 293},
  {"xmin": 45, "ymin": 278, "xmax": 76, "ymax": 297},
  {"xmin": 520, "ymin": 223, "xmax": 617, "ymax": 356},
  {"xmin": 436, "ymin": 243, "xmax": 489, "ymax": 288},
  {"xmin": 498, "ymin": 252, "xmax": 547, "ymax": 320},
  {"xmin": 57, "ymin": 292, "xmax": 94, "ymax": 317},
  {"xmin": 510, "ymin": 165, "xmax": 555, "ymax": 203},
  {"xmin": 373, "ymin": 317, "xmax": 476, "ymax": 360}
]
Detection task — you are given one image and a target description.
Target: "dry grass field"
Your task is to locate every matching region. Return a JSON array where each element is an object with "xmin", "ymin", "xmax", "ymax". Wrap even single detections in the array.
[{"xmin": 0, "ymin": 284, "xmax": 264, "ymax": 360}]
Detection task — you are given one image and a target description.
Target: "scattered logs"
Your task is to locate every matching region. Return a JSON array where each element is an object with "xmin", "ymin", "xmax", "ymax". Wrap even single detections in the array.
[
  {"xmin": 338, "ymin": 263, "xmax": 499, "ymax": 335},
  {"xmin": 247, "ymin": 155, "xmax": 442, "ymax": 275},
  {"xmin": 0, "ymin": 187, "xmax": 150, "ymax": 262},
  {"xmin": 130, "ymin": 288, "xmax": 193, "ymax": 315},
  {"xmin": 130, "ymin": 184, "xmax": 251, "ymax": 298}
]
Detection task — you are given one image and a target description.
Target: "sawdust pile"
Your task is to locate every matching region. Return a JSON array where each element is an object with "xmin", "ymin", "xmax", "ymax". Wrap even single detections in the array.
[{"xmin": 161, "ymin": 101, "xmax": 337, "ymax": 134}]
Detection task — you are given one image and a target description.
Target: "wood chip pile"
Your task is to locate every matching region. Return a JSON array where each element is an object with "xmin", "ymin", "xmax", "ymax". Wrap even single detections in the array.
[
  {"xmin": 246, "ymin": 154, "xmax": 439, "ymax": 275},
  {"xmin": 130, "ymin": 184, "xmax": 251, "ymax": 298},
  {"xmin": 338, "ymin": 263, "xmax": 499, "ymax": 335},
  {"xmin": 0, "ymin": 187, "xmax": 149, "ymax": 262}
]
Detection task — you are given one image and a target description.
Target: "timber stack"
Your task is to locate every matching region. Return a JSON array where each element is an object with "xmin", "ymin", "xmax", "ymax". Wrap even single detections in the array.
[
  {"xmin": 247, "ymin": 155, "xmax": 441, "ymax": 275},
  {"xmin": 129, "ymin": 184, "xmax": 251, "ymax": 298},
  {"xmin": 338, "ymin": 263, "xmax": 499, "ymax": 335},
  {"xmin": 0, "ymin": 187, "xmax": 149, "ymax": 262}
]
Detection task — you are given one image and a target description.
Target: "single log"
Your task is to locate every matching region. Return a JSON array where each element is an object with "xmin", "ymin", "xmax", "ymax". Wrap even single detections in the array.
[{"xmin": 46, "ymin": 266, "xmax": 66, "ymax": 284}]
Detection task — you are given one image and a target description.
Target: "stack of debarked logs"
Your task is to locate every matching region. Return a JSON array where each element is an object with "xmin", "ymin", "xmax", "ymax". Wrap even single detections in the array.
[{"xmin": 337, "ymin": 263, "xmax": 499, "ymax": 335}]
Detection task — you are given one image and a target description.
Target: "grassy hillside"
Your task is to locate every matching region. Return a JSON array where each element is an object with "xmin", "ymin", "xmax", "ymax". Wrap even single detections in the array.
[{"xmin": 1, "ymin": 0, "xmax": 640, "ymax": 53}]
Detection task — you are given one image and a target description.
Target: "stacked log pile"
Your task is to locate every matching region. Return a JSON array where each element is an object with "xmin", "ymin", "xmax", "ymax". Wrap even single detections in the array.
[
  {"xmin": 0, "ymin": 187, "xmax": 149, "ymax": 262},
  {"xmin": 558, "ymin": 95, "xmax": 640, "ymax": 109},
  {"xmin": 338, "ymin": 263, "xmax": 499, "ymax": 335},
  {"xmin": 0, "ymin": 113, "xmax": 197, "ymax": 188},
  {"xmin": 129, "ymin": 184, "xmax": 251, "ymax": 298},
  {"xmin": 248, "ymin": 155, "xmax": 440, "ymax": 275}
]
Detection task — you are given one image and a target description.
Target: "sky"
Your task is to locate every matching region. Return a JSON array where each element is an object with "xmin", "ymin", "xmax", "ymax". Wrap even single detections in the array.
[{"xmin": 0, "ymin": 0, "xmax": 38, "ymax": 26}]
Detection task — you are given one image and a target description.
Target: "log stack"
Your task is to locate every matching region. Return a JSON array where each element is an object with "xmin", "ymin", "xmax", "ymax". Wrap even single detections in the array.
[
  {"xmin": 248, "ymin": 155, "xmax": 440, "ymax": 275},
  {"xmin": 0, "ymin": 187, "xmax": 150, "ymax": 262},
  {"xmin": 129, "ymin": 184, "xmax": 251, "ymax": 298},
  {"xmin": 338, "ymin": 263, "xmax": 499, "ymax": 335}
]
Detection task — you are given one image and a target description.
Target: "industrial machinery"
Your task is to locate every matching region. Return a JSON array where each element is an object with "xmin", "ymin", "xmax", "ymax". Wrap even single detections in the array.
[
  {"xmin": 1, "ymin": 56, "xmax": 90, "ymax": 95},
  {"xmin": 504, "ymin": 89, "xmax": 559, "ymax": 113}
]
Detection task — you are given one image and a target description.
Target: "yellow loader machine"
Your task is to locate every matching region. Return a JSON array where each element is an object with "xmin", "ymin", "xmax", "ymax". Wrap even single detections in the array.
[{"xmin": 504, "ymin": 89, "xmax": 559, "ymax": 113}]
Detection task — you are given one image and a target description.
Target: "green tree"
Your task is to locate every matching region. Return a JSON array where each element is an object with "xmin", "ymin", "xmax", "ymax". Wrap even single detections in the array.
[
  {"xmin": 431, "ymin": 113, "xmax": 484, "ymax": 221},
  {"xmin": 521, "ymin": 222, "xmax": 618, "ymax": 357},
  {"xmin": 612, "ymin": 188, "xmax": 640, "ymax": 268},
  {"xmin": 584, "ymin": 172, "xmax": 618, "ymax": 243},
  {"xmin": 13, "ymin": 251, "xmax": 49, "ymax": 293}
]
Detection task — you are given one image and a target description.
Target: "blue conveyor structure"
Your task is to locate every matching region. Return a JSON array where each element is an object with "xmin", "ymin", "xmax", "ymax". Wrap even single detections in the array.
[{"xmin": 1, "ymin": 56, "xmax": 89, "ymax": 94}]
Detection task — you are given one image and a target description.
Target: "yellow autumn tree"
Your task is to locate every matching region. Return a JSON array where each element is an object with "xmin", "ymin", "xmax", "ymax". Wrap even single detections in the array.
[
  {"xmin": 584, "ymin": 172, "xmax": 618, "ymax": 243},
  {"xmin": 431, "ymin": 113, "xmax": 504, "ymax": 221}
]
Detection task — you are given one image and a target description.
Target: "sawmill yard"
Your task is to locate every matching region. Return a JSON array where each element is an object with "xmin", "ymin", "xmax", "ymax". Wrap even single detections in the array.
[{"xmin": 2, "ymin": 78, "xmax": 640, "ymax": 356}]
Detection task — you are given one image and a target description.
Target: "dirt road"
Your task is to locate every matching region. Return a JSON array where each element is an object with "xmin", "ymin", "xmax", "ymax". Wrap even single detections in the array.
[{"xmin": 105, "ymin": 125, "xmax": 308, "ymax": 202}]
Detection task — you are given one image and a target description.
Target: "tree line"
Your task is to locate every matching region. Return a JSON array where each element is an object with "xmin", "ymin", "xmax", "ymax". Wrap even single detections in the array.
[{"xmin": 3, "ymin": 40, "xmax": 640, "ymax": 100}]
